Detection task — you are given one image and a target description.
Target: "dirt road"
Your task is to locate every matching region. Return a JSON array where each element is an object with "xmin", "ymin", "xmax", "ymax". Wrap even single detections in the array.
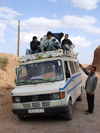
[{"xmin": 0, "ymin": 73, "xmax": 100, "ymax": 133}]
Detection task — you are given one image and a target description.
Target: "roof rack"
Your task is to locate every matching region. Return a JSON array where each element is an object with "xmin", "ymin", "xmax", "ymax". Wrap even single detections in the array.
[{"xmin": 20, "ymin": 49, "xmax": 77, "ymax": 63}]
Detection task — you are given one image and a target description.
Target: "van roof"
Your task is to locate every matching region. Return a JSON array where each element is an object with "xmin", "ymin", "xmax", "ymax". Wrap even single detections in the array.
[{"xmin": 20, "ymin": 49, "xmax": 77, "ymax": 63}]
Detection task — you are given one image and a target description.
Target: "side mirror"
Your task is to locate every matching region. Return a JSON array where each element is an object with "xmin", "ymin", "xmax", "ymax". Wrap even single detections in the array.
[
  {"xmin": 66, "ymin": 71, "xmax": 71, "ymax": 78},
  {"xmin": 15, "ymin": 66, "xmax": 19, "ymax": 78},
  {"xmin": 14, "ymin": 79, "xmax": 16, "ymax": 84}
]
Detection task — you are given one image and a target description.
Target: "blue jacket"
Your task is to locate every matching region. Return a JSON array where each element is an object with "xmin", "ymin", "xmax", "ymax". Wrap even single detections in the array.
[{"xmin": 52, "ymin": 33, "xmax": 61, "ymax": 43}]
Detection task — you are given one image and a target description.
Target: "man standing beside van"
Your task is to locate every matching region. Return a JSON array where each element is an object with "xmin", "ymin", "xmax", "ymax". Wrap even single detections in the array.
[{"xmin": 79, "ymin": 64, "xmax": 98, "ymax": 115}]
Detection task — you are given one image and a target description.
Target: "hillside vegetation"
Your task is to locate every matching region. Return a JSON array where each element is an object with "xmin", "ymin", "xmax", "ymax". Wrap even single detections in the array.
[{"xmin": 0, "ymin": 57, "xmax": 9, "ymax": 70}]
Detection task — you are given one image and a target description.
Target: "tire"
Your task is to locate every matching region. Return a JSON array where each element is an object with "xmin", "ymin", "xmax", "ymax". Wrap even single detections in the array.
[
  {"xmin": 64, "ymin": 100, "xmax": 73, "ymax": 120},
  {"xmin": 77, "ymin": 93, "xmax": 82, "ymax": 101},
  {"xmin": 77, "ymin": 89, "xmax": 82, "ymax": 101},
  {"xmin": 17, "ymin": 115, "xmax": 27, "ymax": 120}
]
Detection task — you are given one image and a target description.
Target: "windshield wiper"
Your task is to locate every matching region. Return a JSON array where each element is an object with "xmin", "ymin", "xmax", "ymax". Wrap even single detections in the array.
[
  {"xmin": 17, "ymin": 79, "xmax": 54, "ymax": 86},
  {"xmin": 17, "ymin": 81, "xmax": 36, "ymax": 86},
  {"xmin": 30, "ymin": 78, "xmax": 54, "ymax": 83}
]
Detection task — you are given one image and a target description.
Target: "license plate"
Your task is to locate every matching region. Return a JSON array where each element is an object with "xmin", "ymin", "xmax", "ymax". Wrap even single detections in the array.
[{"xmin": 28, "ymin": 109, "xmax": 44, "ymax": 113}]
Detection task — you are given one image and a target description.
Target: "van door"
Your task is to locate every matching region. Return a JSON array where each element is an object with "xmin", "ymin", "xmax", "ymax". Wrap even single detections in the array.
[
  {"xmin": 74, "ymin": 61, "xmax": 82, "ymax": 97},
  {"xmin": 68, "ymin": 61, "xmax": 77, "ymax": 103}
]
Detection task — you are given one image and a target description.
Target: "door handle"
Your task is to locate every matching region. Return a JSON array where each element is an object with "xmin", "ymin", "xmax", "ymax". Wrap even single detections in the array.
[{"xmin": 71, "ymin": 80, "xmax": 73, "ymax": 81}]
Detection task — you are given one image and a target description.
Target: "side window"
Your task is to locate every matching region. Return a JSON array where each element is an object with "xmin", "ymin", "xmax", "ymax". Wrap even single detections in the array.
[
  {"xmin": 64, "ymin": 61, "xmax": 71, "ymax": 79},
  {"xmin": 68, "ymin": 61, "xmax": 76, "ymax": 75},
  {"xmin": 64, "ymin": 61, "xmax": 69, "ymax": 71},
  {"xmin": 74, "ymin": 62, "xmax": 80, "ymax": 73}
]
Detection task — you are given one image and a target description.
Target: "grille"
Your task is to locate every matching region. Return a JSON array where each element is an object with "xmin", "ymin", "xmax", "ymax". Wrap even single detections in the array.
[
  {"xmin": 23, "ymin": 103, "xmax": 30, "ymax": 109},
  {"xmin": 42, "ymin": 101, "xmax": 50, "ymax": 107},
  {"xmin": 19, "ymin": 94, "xmax": 51, "ymax": 103},
  {"xmin": 32, "ymin": 102, "xmax": 40, "ymax": 108}
]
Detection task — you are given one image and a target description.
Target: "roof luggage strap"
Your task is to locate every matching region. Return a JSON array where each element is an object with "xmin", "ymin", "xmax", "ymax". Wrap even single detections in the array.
[{"xmin": 20, "ymin": 49, "xmax": 77, "ymax": 63}]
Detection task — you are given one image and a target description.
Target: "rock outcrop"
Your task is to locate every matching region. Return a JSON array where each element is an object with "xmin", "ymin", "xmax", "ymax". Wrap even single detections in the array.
[{"xmin": 92, "ymin": 45, "xmax": 100, "ymax": 71}]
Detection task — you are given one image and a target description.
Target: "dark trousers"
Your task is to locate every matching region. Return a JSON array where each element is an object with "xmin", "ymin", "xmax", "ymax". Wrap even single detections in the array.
[{"xmin": 87, "ymin": 93, "xmax": 94, "ymax": 113}]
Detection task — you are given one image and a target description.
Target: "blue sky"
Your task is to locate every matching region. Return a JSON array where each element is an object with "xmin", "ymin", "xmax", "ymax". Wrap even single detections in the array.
[{"xmin": 0, "ymin": 0, "xmax": 100, "ymax": 64}]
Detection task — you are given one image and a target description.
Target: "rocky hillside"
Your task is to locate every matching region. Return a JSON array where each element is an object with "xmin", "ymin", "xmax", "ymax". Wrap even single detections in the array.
[
  {"xmin": 0, "ymin": 53, "xmax": 19, "ymax": 89},
  {"xmin": 92, "ymin": 45, "xmax": 100, "ymax": 71}
]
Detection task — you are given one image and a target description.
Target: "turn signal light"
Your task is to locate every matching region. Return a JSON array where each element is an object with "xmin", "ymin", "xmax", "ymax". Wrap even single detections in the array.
[
  {"xmin": 12, "ymin": 97, "xmax": 14, "ymax": 103},
  {"xmin": 61, "ymin": 92, "xmax": 65, "ymax": 99}
]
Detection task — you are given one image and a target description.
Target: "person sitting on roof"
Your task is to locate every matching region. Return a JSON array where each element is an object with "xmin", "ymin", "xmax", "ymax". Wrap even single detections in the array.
[
  {"xmin": 25, "ymin": 36, "xmax": 41, "ymax": 55},
  {"xmin": 52, "ymin": 32, "xmax": 64, "ymax": 43},
  {"xmin": 62, "ymin": 34, "xmax": 73, "ymax": 52},
  {"xmin": 40, "ymin": 31, "xmax": 61, "ymax": 51}
]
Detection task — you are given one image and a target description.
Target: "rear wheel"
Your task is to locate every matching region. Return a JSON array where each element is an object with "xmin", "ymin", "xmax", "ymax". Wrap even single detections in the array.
[
  {"xmin": 64, "ymin": 100, "xmax": 73, "ymax": 120},
  {"xmin": 17, "ymin": 115, "xmax": 27, "ymax": 120}
]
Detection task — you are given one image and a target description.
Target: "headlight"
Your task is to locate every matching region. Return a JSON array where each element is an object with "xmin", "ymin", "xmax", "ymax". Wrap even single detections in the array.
[
  {"xmin": 15, "ymin": 97, "xmax": 20, "ymax": 103},
  {"xmin": 51, "ymin": 93, "xmax": 60, "ymax": 100}
]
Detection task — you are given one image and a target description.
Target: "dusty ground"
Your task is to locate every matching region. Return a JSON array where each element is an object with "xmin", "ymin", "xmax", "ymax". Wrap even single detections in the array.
[{"xmin": 0, "ymin": 72, "xmax": 100, "ymax": 133}]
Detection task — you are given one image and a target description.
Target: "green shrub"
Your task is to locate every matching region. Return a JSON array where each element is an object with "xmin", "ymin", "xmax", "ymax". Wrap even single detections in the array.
[
  {"xmin": 0, "ymin": 57, "xmax": 9, "ymax": 70},
  {"xmin": 0, "ymin": 94, "xmax": 4, "ymax": 97}
]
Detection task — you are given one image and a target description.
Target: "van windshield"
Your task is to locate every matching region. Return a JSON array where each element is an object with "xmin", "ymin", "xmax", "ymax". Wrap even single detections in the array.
[{"xmin": 17, "ymin": 60, "xmax": 63, "ymax": 86}]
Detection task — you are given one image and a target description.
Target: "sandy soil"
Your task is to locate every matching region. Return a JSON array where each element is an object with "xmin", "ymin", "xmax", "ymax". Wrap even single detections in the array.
[
  {"xmin": 0, "ymin": 72, "xmax": 100, "ymax": 133},
  {"xmin": 0, "ymin": 53, "xmax": 19, "ymax": 89}
]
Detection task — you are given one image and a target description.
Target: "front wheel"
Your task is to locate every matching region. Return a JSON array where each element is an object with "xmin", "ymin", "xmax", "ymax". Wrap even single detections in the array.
[{"xmin": 64, "ymin": 100, "xmax": 73, "ymax": 120}]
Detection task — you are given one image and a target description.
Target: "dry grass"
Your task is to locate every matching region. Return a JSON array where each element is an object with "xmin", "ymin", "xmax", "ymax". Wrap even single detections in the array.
[{"xmin": 0, "ymin": 57, "xmax": 9, "ymax": 70}]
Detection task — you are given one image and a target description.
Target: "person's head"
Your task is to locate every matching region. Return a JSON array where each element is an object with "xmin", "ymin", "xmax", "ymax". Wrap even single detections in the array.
[
  {"xmin": 59, "ymin": 32, "xmax": 64, "ymax": 39},
  {"xmin": 90, "ymin": 66, "xmax": 96, "ymax": 75},
  {"xmin": 65, "ymin": 34, "xmax": 69, "ymax": 39},
  {"xmin": 47, "ymin": 31, "xmax": 53, "ymax": 39},
  {"xmin": 33, "ymin": 36, "xmax": 37, "ymax": 42}
]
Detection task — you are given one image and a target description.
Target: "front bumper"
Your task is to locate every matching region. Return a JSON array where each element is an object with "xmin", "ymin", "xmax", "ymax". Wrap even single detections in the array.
[{"xmin": 12, "ymin": 105, "xmax": 68, "ymax": 116}]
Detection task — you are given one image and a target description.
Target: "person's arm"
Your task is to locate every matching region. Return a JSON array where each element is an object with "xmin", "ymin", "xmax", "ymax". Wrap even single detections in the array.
[
  {"xmin": 92, "ymin": 77, "xmax": 98, "ymax": 91},
  {"xmin": 90, "ymin": 77, "xmax": 98, "ymax": 96},
  {"xmin": 68, "ymin": 40, "xmax": 73, "ymax": 50},
  {"xmin": 62, "ymin": 46, "xmax": 69, "ymax": 51},
  {"xmin": 37, "ymin": 41, "xmax": 40, "ymax": 45},
  {"xmin": 69, "ymin": 39, "xmax": 72, "ymax": 45},
  {"xmin": 83, "ymin": 68, "xmax": 90, "ymax": 76},
  {"xmin": 79, "ymin": 64, "xmax": 90, "ymax": 75},
  {"xmin": 40, "ymin": 38, "xmax": 44, "ymax": 51},
  {"xmin": 61, "ymin": 40, "xmax": 64, "ymax": 47}
]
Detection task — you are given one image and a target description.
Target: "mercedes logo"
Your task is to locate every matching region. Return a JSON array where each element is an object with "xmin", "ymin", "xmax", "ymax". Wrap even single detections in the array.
[{"xmin": 32, "ymin": 95, "xmax": 38, "ymax": 101}]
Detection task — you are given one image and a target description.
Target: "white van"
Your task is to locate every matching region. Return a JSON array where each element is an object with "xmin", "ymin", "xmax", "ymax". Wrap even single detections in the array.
[{"xmin": 11, "ymin": 49, "xmax": 83, "ymax": 120}]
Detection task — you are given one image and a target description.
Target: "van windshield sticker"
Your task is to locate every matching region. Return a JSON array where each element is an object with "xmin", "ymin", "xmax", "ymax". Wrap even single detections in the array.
[{"xmin": 58, "ymin": 61, "xmax": 61, "ymax": 66}]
